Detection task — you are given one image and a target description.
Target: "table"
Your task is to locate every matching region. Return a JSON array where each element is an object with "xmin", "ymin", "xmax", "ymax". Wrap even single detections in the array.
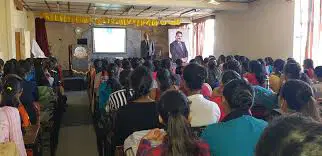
[{"xmin": 23, "ymin": 125, "xmax": 41, "ymax": 156}]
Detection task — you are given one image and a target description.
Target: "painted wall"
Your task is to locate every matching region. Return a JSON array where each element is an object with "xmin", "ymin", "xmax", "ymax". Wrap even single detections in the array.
[
  {"xmin": 0, "ymin": 0, "xmax": 35, "ymax": 60},
  {"xmin": 45, "ymin": 22, "xmax": 170, "ymax": 69},
  {"xmin": 215, "ymin": 0, "xmax": 295, "ymax": 60}
]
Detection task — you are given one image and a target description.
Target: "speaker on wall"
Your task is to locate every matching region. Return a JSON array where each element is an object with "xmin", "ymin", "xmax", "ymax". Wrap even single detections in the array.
[{"xmin": 77, "ymin": 38, "xmax": 88, "ymax": 45}]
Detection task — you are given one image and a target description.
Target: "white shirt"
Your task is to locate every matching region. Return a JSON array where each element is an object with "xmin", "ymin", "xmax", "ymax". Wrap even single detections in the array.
[{"xmin": 188, "ymin": 94, "xmax": 221, "ymax": 127}]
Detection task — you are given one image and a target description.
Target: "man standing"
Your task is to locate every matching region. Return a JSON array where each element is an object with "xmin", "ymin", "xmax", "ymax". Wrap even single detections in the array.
[
  {"xmin": 170, "ymin": 31, "xmax": 188, "ymax": 62},
  {"xmin": 140, "ymin": 32, "xmax": 155, "ymax": 59}
]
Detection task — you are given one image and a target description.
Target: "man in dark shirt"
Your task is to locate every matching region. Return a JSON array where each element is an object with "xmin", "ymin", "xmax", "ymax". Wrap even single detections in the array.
[{"xmin": 170, "ymin": 31, "xmax": 189, "ymax": 63}]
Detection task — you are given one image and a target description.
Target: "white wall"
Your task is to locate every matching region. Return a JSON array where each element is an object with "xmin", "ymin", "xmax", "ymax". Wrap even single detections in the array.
[{"xmin": 215, "ymin": 0, "xmax": 295, "ymax": 59}]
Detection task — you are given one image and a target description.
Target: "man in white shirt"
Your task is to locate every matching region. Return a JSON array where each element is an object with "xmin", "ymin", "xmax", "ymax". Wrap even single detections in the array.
[{"xmin": 183, "ymin": 63, "xmax": 221, "ymax": 127}]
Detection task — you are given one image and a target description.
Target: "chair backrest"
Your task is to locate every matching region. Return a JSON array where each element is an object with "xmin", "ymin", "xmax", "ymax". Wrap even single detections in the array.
[
  {"xmin": 125, "ymin": 147, "xmax": 135, "ymax": 156},
  {"xmin": 115, "ymin": 146, "xmax": 125, "ymax": 156}
]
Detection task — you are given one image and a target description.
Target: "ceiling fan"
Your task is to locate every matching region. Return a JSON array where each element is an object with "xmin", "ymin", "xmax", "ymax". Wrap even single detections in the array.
[{"xmin": 208, "ymin": 0, "xmax": 220, "ymax": 5}]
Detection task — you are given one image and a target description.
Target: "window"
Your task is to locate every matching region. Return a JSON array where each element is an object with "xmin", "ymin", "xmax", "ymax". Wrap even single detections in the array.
[
  {"xmin": 293, "ymin": 0, "xmax": 322, "ymax": 66},
  {"xmin": 203, "ymin": 19, "xmax": 215, "ymax": 58}
]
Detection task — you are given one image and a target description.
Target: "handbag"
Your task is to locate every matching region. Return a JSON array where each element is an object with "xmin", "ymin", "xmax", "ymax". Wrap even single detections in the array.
[{"xmin": 0, "ymin": 142, "xmax": 19, "ymax": 156}]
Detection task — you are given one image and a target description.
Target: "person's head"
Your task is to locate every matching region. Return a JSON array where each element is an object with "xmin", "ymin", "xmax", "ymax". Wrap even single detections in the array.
[
  {"xmin": 175, "ymin": 31, "xmax": 183, "ymax": 42},
  {"xmin": 119, "ymin": 69, "xmax": 132, "ymax": 88},
  {"xmin": 189, "ymin": 59, "xmax": 196, "ymax": 64},
  {"xmin": 249, "ymin": 60, "xmax": 266, "ymax": 85},
  {"xmin": 222, "ymin": 60, "xmax": 242, "ymax": 74},
  {"xmin": 153, "ymin": 60, "xmax": 161, "ymax": 72},
  {"xmin": 303, "ymin": 59, "xmax": 314, "ymax": 69},
  {"xmin": 208, "ymin": 59, "xmax": 217, "ymax": 70},
  {"xmin": 0, "ymin": 58, "xmax": 4, "ymax": 72},
  {"xmin": 93, "ymin": 59, "xmax": 103, "ymax": 72},
  {"xmin": 161, "ymin": 58, "xmax": 171, "ymax": 70},
  {"xmin": 157, "ymin": 69, "xmax": 174, "ymax": 92},
  {"xmin": 287, "ymin": 58, "xmax": 297, "ymax": 64},
  {"xmin": 122, "ymin": 59, "xmax": 132, "ymax": 70},
  {"xmin": 130, "ymin": 58, "xmax": 141, "ymax": 69},
  {"xmin": 273, "ymin": 59, "xmax": 285, "ymax": 76},
  {"xmin": 106, "ymin": 63, "xmax": 118, "ymax": 78},
  {"xmin": 143, "ymin": 32, "xmax": 149, "ymax": 40},
  {"xmin": 218, "ymin": 55, "xmax": 226, "ymax": 65},
  {"xmin": 280, "ymin": 80, "xmax": 320, "ymax": 121},
  {"xmin": 175, "ymin": 59, "xmax": 183, "ymax": 67},
  {"xmin": 222, "ymin": 79, "xmax": 254, "ymax": 114},
  {"xmin": 0, "ymin": 75, "xmax": 23, "ymax": 108},
  {"xmin": 195, "ymin": 56, "xmax": 203, "ymax": 65},
  {"xmin": 256, "ymin": 114, "xmax": 322, "ymax": 156},
  {"xmin": 203, "ymin": 57, "xmax": 209, "ymax": 67},
  {"xmin": 129, "ymin": 66, "xmax": 153, "ymax": 101},
  {"xmin": 183, "ymin": 63, "xmax": 207, "ymax": 93},
  {"xmin": 16, "ymin": 60, "xmax": 31, "ymax": 79},
  {"xmin": 143, "ymin": 60, "xmax": 155, "ymax": 72},
  {"xmin": 314, "ymin": 66, "xmax": 322, "ymax": 80},
  {"xmin": 114, "ymin": 59, "xmax": 122, "ymax": 68},
  {"xmin": 284, "ymin": 63, "xmax": 301, "ymax": 80},
  {"xmin": 221, "ymin": 70, "xmax": 242, "ymax": 85},
  {"xmin": 265, "ymin": 57, "xmax": 274, "ymax": 66},
  {"xmin": 257, "ymin": 58, "xmax": 266, "ymax": 66},
  {"xmin": 3, "ymin": 60, "xmax": 17, "ymax": 76},
  {"xmin": 226, "ymin": 55, "xmax": 235, "ymax": 62},
  {"xmin": 158, "ymin": 90, "xmax": 200, "ymax": 156}
]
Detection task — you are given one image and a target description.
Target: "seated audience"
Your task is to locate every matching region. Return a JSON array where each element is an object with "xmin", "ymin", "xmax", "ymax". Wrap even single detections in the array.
[
  {"xmin": 207, "ymin": 59, "xmax": 221, "ymax": 89},
  {"xmin": 143, "ymin": 60, "xmax": 158, "ymax": 100},
  {"xmin": 0, "ymin": 76, "xmax": 27, "ymax": 156},
  {"xmin": 113, "ymin": 66, "xmax": 159, "ymax": 147},
  {"xmin": 136, "ymin": 90, "xmax": 210, "ymax": 156},
  {"xmin": 264, "ymin": 57, "xmax": 274, "ymax": 75},
  {"xmin": 303, "ymin": 59, "xmax": 315, "ymax": 79},
  {"xmin": 269, "ymin": 59, "xmax": 285, "ymax": 93},
  {"xmin": 244, "ymin": 60, "xmax": 267, "ymax": 87},
  {"xmin": 98, "ymin": 63, "xmax": 122, "ymax": 112},
  {"xmin": 183, "ymin": 63, "xmax": 220, "ymax": 127},
  {"xmin": 106, "ymin": 69, "xmax": 133, "ymax": 112},
  {"xmin": 256, "ymin": 114, "xmax": 322, "ymax": 156},
  {"xmin": 313, "ymin": 66, "xmax": 322, "ymax": 100},
  {"xmin": 283, "ymin": 62, "xmax": 312, "ymax": 85},
  {"xmin": 202, "ymin": 79, "xmax": 267, "ymax": 156},
  {"xmin": 222, "ymin": 59, "xmax": 242, "ymax": 74},
  {"xmin": 280, "ymin": 79, "xmax": 321, "ymax": 121},
  {"xmin": 17, "ymin": 60, "xmax": 39, "ymax": 125},
  {"xmin": 155, "ymin": 69, "xmax": 178, "ymax": 101}
]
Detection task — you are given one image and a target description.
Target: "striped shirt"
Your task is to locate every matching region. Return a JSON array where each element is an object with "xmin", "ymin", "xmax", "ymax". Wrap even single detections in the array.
[{"xmin": 106, "ymin": 89, "xmax": 134, "ymax": 112}]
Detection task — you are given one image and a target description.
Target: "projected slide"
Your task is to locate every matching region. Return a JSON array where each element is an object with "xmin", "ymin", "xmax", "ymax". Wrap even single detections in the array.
[{"xmin": 93, "ymin": 27, "xmax": 126, "ymax": 53}]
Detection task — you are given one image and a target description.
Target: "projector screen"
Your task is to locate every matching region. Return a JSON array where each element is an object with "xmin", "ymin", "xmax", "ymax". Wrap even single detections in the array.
[{"xmin": 93, "ymin": 27, "xmax": 126, "ymax": 53}]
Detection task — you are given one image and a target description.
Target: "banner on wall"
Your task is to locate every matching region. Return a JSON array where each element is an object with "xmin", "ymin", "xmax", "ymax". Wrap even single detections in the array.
[
  {"xmin": 168, "ymin": 29, "xmax": 192, "ymax": 62},
  {"xmin": 39, "ymin": 12, "xmax": 181, "ymax": 27}
]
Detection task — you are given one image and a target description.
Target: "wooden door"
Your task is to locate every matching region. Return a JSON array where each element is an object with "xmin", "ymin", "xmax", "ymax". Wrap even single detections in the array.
[{"xmin": 15, "ymin": 32, "xmax": 21, "ymax": 60}]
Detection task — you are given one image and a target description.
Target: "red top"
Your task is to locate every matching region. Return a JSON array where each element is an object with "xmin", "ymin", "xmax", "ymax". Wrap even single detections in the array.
[
  {"xmin": 137, "ymin": 139, "xmax": 210, "ymax": 156},
  {"xmin": 243, "ymin": 73, "xmax": 259, "ymax": 85},
  {"xmin": 306, "ymin": 68, "xmax": 314, "ymax": 79}
]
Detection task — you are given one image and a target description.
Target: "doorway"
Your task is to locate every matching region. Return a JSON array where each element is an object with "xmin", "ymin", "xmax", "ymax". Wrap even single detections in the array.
[{"xmin": 15, "ymin": 32, "xmax": 22, "ymax": 60}]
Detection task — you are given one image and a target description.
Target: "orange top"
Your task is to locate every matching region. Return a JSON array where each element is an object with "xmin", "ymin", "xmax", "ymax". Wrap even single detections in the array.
[{"xmin": 18, "ymin": 104, "xmax": 31, "ymax": 127}]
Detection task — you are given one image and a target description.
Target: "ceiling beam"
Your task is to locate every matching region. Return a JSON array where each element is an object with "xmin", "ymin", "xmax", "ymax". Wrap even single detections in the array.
[
  {"xmin": 164, "ymin": 9, "xmax": 186, "ymax": 17},
  {"xmin": 150, "ymin": 8, "xmax": 168, "ymax": 17},
  {"xmin": 120, "ymin": 6, "xmax": 134, "ymax": 16},
  {"xmin": 86, "ymin": 3, "xmax": 92, "ymax": 14},
  {"xmin": 44, "ymin": 0, "xmax": 52, "ymax": 12},
  {"xmin": 136, "ymin": 6, "xmax": 151, "ymax": 16},
  {"xmin": 21, "ymin": 0, "xmax": 32, "ymax": 11},
  {"xmin": 45, "ymin": 0, "xmax": 248, "ymax": 11}
]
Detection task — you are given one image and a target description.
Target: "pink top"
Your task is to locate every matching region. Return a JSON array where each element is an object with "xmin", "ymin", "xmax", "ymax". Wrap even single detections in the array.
[
  {"xmin": 0, "ymin": 106, "xmax": 27, "ymax": 156},
  {"xmin": 201, "ymin": 83, "xmax": 212, "ymax": 98}
]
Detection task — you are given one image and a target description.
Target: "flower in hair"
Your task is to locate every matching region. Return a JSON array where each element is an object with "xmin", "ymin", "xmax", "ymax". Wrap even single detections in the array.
[{"xmin": 6, "ymin": 86, "xmax": 13, "ymax": 91}]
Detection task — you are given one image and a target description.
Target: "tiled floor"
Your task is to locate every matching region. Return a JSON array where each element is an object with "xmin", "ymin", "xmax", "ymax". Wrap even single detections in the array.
[{"xmin": 55, "ymin": 91, "xmax": 98, "ymax": 156}]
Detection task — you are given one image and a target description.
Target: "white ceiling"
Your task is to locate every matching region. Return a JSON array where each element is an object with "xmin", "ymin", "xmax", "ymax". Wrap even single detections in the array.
[{"xmin": 21, "ymin": 0, "xmax": 255, "ymax": 19}]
